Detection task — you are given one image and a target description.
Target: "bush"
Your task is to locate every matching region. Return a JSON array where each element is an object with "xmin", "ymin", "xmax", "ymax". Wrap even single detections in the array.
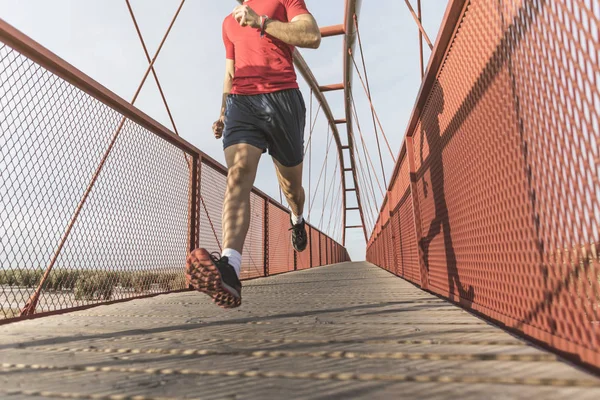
[
  {"xmin": 1, "ymin": 308, "xmax": 20, "ymax": 318},
  {"xmin": 74, "ymin": 272, "xmax": 113, "ymax": 301},
  {"xmin": 159, "ymin": 272, "xmax": 185, "ymax": 291},
  {"xmin": 0, "ymin": 270, "xmax": 16, "ymax": 286},
  {"xmin": 44, "ymin": 269, "xmax": 81, "ymax": 291},
  {"xmin": 0, "ymin": 269, "xmax": 44, "ymax": 288},
  {"xmin": 117, "ymin": 271, "xmax": 134, "ymax": 289},
  {"xmin": 132, "ymin": 272, "xmax": 157, "ymax": 293},
  {"xmin": 1, "ymin": 267, "xmax": 184, "ymax": 297}
]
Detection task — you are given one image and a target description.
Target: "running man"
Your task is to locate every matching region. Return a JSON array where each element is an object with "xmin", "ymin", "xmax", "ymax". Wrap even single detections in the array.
[{"xmin": 185, "ymin": 0, "xmax": 321, "ymax": 308}]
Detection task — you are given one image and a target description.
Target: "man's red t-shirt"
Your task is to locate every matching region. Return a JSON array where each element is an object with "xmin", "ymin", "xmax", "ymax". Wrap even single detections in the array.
[{"xmin": 222, "ymin": 0, "xmax": 310, "ymax": 95}]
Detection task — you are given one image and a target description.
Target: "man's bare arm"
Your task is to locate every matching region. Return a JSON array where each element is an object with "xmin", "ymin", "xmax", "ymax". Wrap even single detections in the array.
[
  {"xmin": 213, "ymin": 59, "xmax": 235, "ymax": 139},
  {"xmin": 232, "ymin": 5, "xmax": 321, "ymax": 49},
  {"xmin": 262, "ymin": 14, "xmax": 321, "ymax": 49}
]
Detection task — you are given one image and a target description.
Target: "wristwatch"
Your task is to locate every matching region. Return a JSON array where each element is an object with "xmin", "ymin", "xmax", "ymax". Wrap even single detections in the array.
[{"xmin": 260, "ymin": 15, "xmax": 269, "ymax": 37}]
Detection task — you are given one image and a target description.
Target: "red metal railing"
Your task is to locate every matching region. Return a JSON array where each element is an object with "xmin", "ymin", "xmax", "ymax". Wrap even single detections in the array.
[
  {"xmin": 367, "ymin": 0, "xmax": 600, "ymax": 369},
  {"xmin": 0, "ymin": 19, "xmax": 349, "ymax": 323}
]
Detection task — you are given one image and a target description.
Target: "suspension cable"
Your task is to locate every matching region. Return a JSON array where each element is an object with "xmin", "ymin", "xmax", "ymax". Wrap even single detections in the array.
[
  {"xmin": 326, "ymin": 178, "xmax": 342, "ymax": 234},
  {"xmin": 308, "ymin": 133, "xmax": 335, "ymax": 217},
  {"xmin": 307, "ymin": 89, "xmax": 313, "ymax": 220},
  {"xmin": 330, "ymin": 192, "xmax": 343, "ymax": 243},
  {"xmin": 352, "ymin": 124, "xmax": 381, "ymax": 213},
  {"xmin": 354, "ymin": 161, "xmax": 377, "ymax": 232},
  {"xmin": 349, "ymin": 52, "xmax": 395, "ymax": 163},
  {"xmin": 349, "ymin": 101, "xmax": 383, "ymax": 229},
  {"xmin": 126, "ymin": 0, "xmax": 181, "ymax": 137},
  {"xmin": 319, "ymin": 160, "xmax": 339, "ymax": 230},
  {"xmin": 352, "ymin": 20, "xmax": 390, "ymax": 189},
  {"xmin": 320, "ymin": 125, "xmax": 330, "ymax": 225},
  {"xmin": 349, "ymin": 52, "xmax": 396, "ymax": 170},
  {"xmin": 304, "ymin": 103, "xmax": 322, "ymax": 154},
  {"xmin": 347, "ymin": 116, "xmax": 378, "ymax": 231},
  {"xmin": 350, "ymin": 94, "xmax": 385, "ymax": 198},
  {"xmin": 350, "ymin": 18, "xmax": 397, "ymax": 164}
]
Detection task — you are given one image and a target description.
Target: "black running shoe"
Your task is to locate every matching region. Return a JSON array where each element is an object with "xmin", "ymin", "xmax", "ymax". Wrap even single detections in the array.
[
  {"xmin": 185, "ymin": 248, "xmax": 242, "ymax": 308},
  {"xmin": 289, "ymin": 218, "xmax": 308, "ymax": 252}
]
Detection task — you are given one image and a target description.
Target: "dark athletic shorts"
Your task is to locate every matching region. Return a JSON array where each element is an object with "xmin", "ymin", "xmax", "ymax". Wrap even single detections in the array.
[{"xmin": 223, "ymin": 88, "xmax": 306, "ymax": 167}]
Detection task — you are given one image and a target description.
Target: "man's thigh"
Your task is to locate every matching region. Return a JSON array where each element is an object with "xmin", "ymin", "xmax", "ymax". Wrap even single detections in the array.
[{"xmin": 224, "ymin": 144, "xmax": 263, "ymax": 186}]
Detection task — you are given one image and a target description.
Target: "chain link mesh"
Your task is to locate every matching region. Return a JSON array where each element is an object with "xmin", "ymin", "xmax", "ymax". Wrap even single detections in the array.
[
  {"xmin": 0, "ymin": 43, "xmax": 188, "ymax": 317},
  {"xmin": 0, "ymin": 36, "xmax": 347, "ymax": 321}
]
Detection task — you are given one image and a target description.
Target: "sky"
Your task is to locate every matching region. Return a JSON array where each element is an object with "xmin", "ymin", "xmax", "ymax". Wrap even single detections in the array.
[{"xmin": 0, "ymin": 0, "xmax": 448, "ymax": 261}]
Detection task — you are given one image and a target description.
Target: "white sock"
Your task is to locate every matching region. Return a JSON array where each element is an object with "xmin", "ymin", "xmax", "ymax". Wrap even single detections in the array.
[
  {"xmin": 222, "ymin": 248, "xmax": 242, "ymax": 278},
  {"xmin": 291, "ymin": 213, "xmax": 304, "ymax": 225}
]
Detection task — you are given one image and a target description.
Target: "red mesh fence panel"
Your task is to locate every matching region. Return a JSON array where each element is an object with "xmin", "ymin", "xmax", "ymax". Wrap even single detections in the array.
[
  {"xmin": 296, "ymin": 238, "xmax": 311, "ymax": 270},
  {"xmin": 295, "ymin": 224, "xmax": 311, "ymax": 271},
  {"xmin": 391, "ymin": 211, "xmax": 401, "ymax": 276},
  {"xmin": 398, "ymin": 154, "xmax": 421, "ymax": 286},
  {"xmin": 398, "ymin": 191, "xmax": 420, "ymax": 286},
  {"xmin": 310, "ymin": 226, "xmax": 320, "ymax": 268},
  {"xmin": 37, "ymin": 119, "xmax": 191, "ymax": 312},
  {"xmin": 0, "ymin": 43, "xmax": 191, "ymax": 317},
  {"xmin": 384, "ymin": 223, "xmax": 394, "ymax": 274},
  {"xmin": 368, "ymin": 0, "xmax": 600, "ymax": 368},
  {"xmin": 239, "ymin": 192, "xmax": 265, "ymax": 280},
  {"xmin": 267, "ymin": 202, "xmax": 294, "ymax": 276},
  {"xmin": 199, "ymin": 163, "xmax": 264, "ymax": 280},
  {"xmin": 199, "ymin": 163, "xmax": 225, "ymax": 254},
  {"xmin": 0, "ymin": 26, "xmax": 347, "ymax": 322},
  {"xmin": 387, "ymin": 223, "xmax": 396, "ymax": 274}
]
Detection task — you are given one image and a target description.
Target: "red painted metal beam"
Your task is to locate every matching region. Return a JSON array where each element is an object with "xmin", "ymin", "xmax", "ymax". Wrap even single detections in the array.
[
  {"xmin": 404, "ymin": 0, "xmax": 433, "ymax": 49},
  {"xmin": 320, "ymin": 24, "xmax": 345, "ymax": 37},
  {"xmin": 319, "ymin": 83, "xmax": 345, "ymax": 92},
  {"xmin": 342, "ymin": 0, "xmax": 367, "ymax": 243}
]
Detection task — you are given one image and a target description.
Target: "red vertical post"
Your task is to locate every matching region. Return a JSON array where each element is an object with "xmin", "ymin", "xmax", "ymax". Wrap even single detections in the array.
[
  {"xmin": 309, "ymin": 227, "xmax": 313, "ymax": 268},
  {"xmin": 189, "ymin": 155, "xmax": 200, "ymax": 252},
  {"xmin": 263, "ymin": 198, "xmax": 269, "ymax": 277},
  {"xmin": 418, "ymin": 0, "xmax": 424, "ymax": 79},
  {"xmin": 319, "ymin": 232, "xmax": 323, "ymax": 266}
]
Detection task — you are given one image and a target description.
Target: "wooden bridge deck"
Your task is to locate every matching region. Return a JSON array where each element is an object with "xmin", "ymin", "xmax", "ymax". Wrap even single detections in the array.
[{"xmin": 1, "ymin": 262, "xmax": 599, "ymax": 399}]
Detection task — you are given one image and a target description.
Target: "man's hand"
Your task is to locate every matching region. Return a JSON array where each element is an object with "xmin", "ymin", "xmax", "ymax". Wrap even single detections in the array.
[
  {"xmin": 232, "ymin": 5, "xmax": 260, "ymax": 28},
  {"xmin": 213, "ymin": 116, "xmax": 225, "ymax": 139}
]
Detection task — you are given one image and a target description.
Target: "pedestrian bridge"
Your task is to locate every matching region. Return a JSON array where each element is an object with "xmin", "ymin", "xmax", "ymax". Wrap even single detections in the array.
[
  {"xmin": 0, "ymin": 0, "xmax": 599, "ymax": 398},
  {"xmin": 3, "ymin": 263, "xmax": 600, "ymax": 399}
]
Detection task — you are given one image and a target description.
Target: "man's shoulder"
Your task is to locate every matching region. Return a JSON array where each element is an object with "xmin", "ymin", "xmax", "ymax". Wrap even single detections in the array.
[
  {"xmin": 222, "ymin": 14, "xmax": 238, "ymax": 35},
  {"xmin": 223, "ymin": 14, "xmax": 234, "ymax": 26}
]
